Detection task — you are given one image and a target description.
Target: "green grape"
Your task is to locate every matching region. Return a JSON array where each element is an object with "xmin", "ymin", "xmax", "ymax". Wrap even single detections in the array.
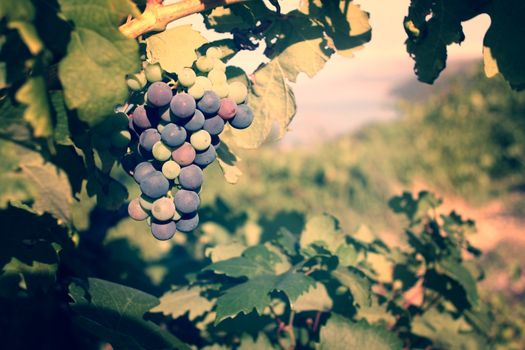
[
  {"xmin": 146, "ymin": 216, "xmax": 151, "ymax": 226},
  {"xmin": 228, "ymin": 81, "xmax": 248, "ymax": 104},
  {"xmin": 162, "ymin": 160, "xmax": 181, "ymax": 179},
  {"xmin": 145, "ymin": 63, "xmax": 163, "ymax": 82},
  {"xmin": 208, "ymin": 69, "xmax": 227, "ymax": 85},
  {"xmin": 111, "ymin": 130, "xmax": 131, "ymax": 148},
  {"xmin": 151, "ymin": 197, "xmax": 176, "ymax": 221},
  {"xmin": 196, "ymin": 56, "xmax": 213, "ymax": 73},
  {"xmin": 212, "ymin": 83, "xmax": 229, "ymax": 98},
  {"xmin": 139, "ymin": 194, "xmax": 155, "ymax": 211},
  {"xmin": 206, "ymin": 46, "xmax": 222, "ymax": 59},
  {"xmin": 178, "ymin": 67, "xmax": 196, "ymax": 87},
  {"xmin": 152, "ymin": 141, "xmax": 172, "ymax": 161},
  {"xmin": 190, "ymin": 130, "xmax": 212, "ymax": 151},
  {"xmin": 126, "ymin": 71, "xmax": 147, "ymax": 91},
  {"xmin": 188, "ymin": 83, "xmax": 205, "ymax": 99},
  {"xmin": 212, "ymin": 58, "xmax": 226, "ymax": 72},
  {"xmin": 112, "ymin": 112, "xmax": 129, "ymax": 130},
  {"xmin": 195, "ymin": 76, "xmax": 212, "ymax": 91}
]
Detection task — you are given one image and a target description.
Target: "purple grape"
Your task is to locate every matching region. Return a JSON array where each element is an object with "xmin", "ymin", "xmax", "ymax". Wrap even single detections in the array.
[
  {"xmin": 181, "ymin": 109, "xmax": 205, "ymax": 132},
  {"xmin": 140, "ymin": 171, "xmax": 169, "ymax": 198},
  {"xmin": 133, "ymin": 162, "xmax": 156, "ymax": 183},
  {"xmin": 171, "ymin": 142, "xmax": 196, "ymax": 166},
  {"xmin": 179, "ymin": 165, "xmax": 203, "ymax": 191},
  {"xmin": 230, "ymin": 104, "xmax": 253, "ymax": 129},
  {"xmin": 197, "ymin": 91, "xmax": 220, "ymax": 115},
  {"xmin": 132, "ymin": 105, "xmax": 152, "ymax": 129},
  {"xmin": 128, "ymin": 118, "xmax": 140, "ymax": 138},
  {"xmin": 176, "ymin": 213, "xmax": 199, "ymax": 232},
  {"xmin": 218, "ymin": 98, "xmax": 237, "ymax": 120},
  {"xmin": 161, "ymin": 123, "xmax": 187, "ymax": 147},
  {"xmin": 170, "ymin": 92, "xmax": 196, "ymax": 119},
  {"xmin": 128, "ymin": 198, "xmax": 149, "ymax": 221},
  {"xmin": 147, "ymin": 82, "xmax": 173, "ymax": 107},
  {"xmin": 194, "ymin": 146, "xmax": 217, "ymax": 168},
  {"xmin": 139, "ymin": 129, "xmax": 161, "ymax": 152},
  {"xmin": 151, "ymin": 220, "xmax": 176, "ymax": 240},
  {"xmin": 174, "ymin": 190, "xmax": 200, "ymax": 214},
  {"xmin": 203, "ymin": 115, "xmax": 225, "ymax": 136}
]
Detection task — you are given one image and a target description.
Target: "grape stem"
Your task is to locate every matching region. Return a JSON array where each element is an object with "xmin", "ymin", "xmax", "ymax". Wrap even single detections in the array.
[{"xmin": 119, "ymin": 0, "xmax": 249, "ymax": 38}]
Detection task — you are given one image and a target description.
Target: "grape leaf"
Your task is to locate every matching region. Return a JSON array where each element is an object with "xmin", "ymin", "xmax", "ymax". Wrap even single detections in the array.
[
  {"xmin": 203, "ymin": 7, "xmax": 255, "ymax": 33},
  {"xmin": 150, "ymin": 286, "xmax": 215, "ymax": 321},
  {"xmin": 293, "ymin": 282, "xmax": 333, "ymax": 312},
  {"xmin": 300, "ymin": 214, "xmax": 346, "ymax": 253},
  {"xmin": 146, "ymin": 25, "xmax": 207, "ymax": 74},
  {"xmin": 0, "ymin": 0, "xmax": 43, "ymax": 55},
  {"xmin": 216, "ymin": 142, "xmax": 242, "ymax": 184},
  {"xmin": 437, "ymin": 259, "xmax": 478, "ymax": 306},
  {"xmin": 58, "ymin": 0, "xmax": 140, "ymax": 126},
  {"xmin": 15, "ymin": 77, "xmax": 52, "ymax": 137},
  {"xmin": 331, "ymin": 267, "xmax": 371, "ymax": 308},
  {"xmin": 238, "ymin": 333, "xmax": 275, "ymax": 350},
  {"xmin": 318, "ymin": 315, "xmax": 402, "ymax": 350},
  {"xmin": 69, "ymin": 278, "xmax": 190, "ymax": 350}
]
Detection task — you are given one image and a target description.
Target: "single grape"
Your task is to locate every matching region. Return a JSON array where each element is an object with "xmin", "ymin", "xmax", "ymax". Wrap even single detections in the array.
[
  {"xmin": 182, "ymin": 109, "xmax": 204, "ymax": 131},
  {"xmin": 196, "ymin": 56, "xmax": 213, "ymax": 73},
  {"xmin": 128, "ymin": 198, "xmax": 149, "ymax": 221},
  {"xmin": 218, "ymin": 98, "xmax": 237, "ymax": 120},
  {"xmin": 126, "ymin": 71, "xmax": 147, "ymax": 91},
  {"xmin": 174, "ymin": 190, "xmax": 200, "ymax": 214},
  {"xmin": 203, "ymin": 115, "xmax": 225, "ymax": 136},
  {"xmin": 139, "ymin": 129, "xmax": 161, "ymax": 152},
  {"xmin": 212, "ymin": 58, "xmax": 226, "ymax": 72},
  {"xmin": 140, "ymin": 171, "xmax": 169, "ymax": 198},
  {"xmin": 152, "ymin": 141, "xmax": 172, "ymax": 161},
  {"xmin": 230, "ymin": 104, "xmax": 254, "ymax": 129},
  {"xmin": 178, "ymin": 67, "xmax": 196, "ymax": 87},
  {"xmin": 179, "ymin": 165, "xmax": 204, "ymax": 191},
  {"xmin": 197, "ymin": 91, "xmax": 220, "ymax": 115},
  {"xmin": 147, "ymin": 82, "xmax": 172, "ymax": 107},
  {"xmin": 161, "ymin": 123, "xmax": 187, "ymax": 147},
  {"xmin": 133, "ymin": 162, "xmax": 156, "ymax": 183},
  {"xmin": 139, "ymin": 193, "xmax": 155, "ymax": 211},
  {"xmin": 195, "ymin": 76, "xmax": 213, "ymax": 91},
  {"xmin": 111, "ymin": 130, "xmax": 131, "ymax": 148},
  {"xmin": 211, "ymin": 135, "xmax": 221, "ymax": 150},
  {"xmin": 228, "ymin": 81, "xmax": 248, "ymax": 104},
  {"xmin": 176, "ymin": 213, "xmax": 199, "ymax": 232},
  {"xmin": 212, "ymin": 83, "xmax": 229, "ymax": 98},
  {"xmin": 188, "ymin": 83, "xmax": 205, "ymax": 100},
  {"xmin": 171, "ymin": 142, "xmax": 196, "ymax": 166},
  {"xmin": 194, "ymin": 145, "xmax": 217, "ymax": 168},
  {"xmin": 170, "ymin": 92, "xmax": 196, "ymax": 119},
  {"xmin": 190, "ymin": 130, "xmax": 212, "ymax": 151},
  {"xmin": 162, "ymin": 160, "xmax": 181, "ymax": 179},
  {"xmin": 151, "ymin": 220, "xmax": 176, "ymax": 240},
  {"xmin": 112, "ymin": 112, "xmax": 130, "ymax": 130},
  {"xmin": 145, "ymin": 63, "xmax": 163, "ymax": 82},
  {"xmin": 132, "ymin": 105, "xmax": 153, "ymax": 129},
  {"xmin": 206, "ymin": 47, "xmax": 222, "ymax": 59},
  {"xmin": 208, "ymin": 69, "xmax": 227, "ymax": 85},
  {"xmin": 151, "ymin": 197, "xmax": 176, "ymax": 221}
]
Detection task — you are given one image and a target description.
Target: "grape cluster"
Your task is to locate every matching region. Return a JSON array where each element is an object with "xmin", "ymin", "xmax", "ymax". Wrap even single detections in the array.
[{"xmin": 123, "ymin": 47, "xmax": 253, "ymax": 240}]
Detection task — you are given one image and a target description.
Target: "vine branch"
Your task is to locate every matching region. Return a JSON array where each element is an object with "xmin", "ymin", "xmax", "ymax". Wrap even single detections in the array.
[{"xmin": 119, "ymin": 0, "xmax": 249, "ymax": 38}]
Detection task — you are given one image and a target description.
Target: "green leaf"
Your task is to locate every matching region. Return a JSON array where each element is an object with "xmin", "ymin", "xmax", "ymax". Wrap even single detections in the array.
[
  {"xmin": 216, "ymin": 142, "xmax": 243, "ymax": 184},
  {"xmin": 437, "ymin": 259, "xmax": 479, "ymax": 306},
  {"xmin": 15, "ymin": 77, "xmax": 52, "ymax": 137},
  {"xmin": 50, "ymin": 91, "xmax": 72, "ymax": 145},
  {"xmin": 331, "ymin": 267, "xmax": 371, "ymax": 308},
  {"xmin": 58, "ymin": 0, "xmax": 140, "ymax": 126},
  {"xmin": 150, "ymin": 286, "xmax": 215, "ymax": 321},
  {"xmin": 293, "ymin": 282, "xmax": 333, "ymax": 312},
  {"xmin": 146, "ymin": 25, "xmax": 207, "ymax": 74},
  {"xmin": 0, "ymin": 0, "xmax": 43, "ymax": 55},
  {"xmin": 318, "ymin": 315, "xmax": 402, "ymax": 350},
  {"xmin": 238, "ymin": 333, "xmax": 275, "ymax": 350},
  {"xmin": 214, "ymin": 270, "xmax": 315, "ymax": 324},
  {"xmin": 69, "ymin": 278, "xmax": 190, "ymax": 350},
  {"xmin": 300, "ymin": 214, "xmax": 346, "ymax": 253},
  {"xmin": 0, "ymin": 257, "xmax": 57, "ymax": 296}
]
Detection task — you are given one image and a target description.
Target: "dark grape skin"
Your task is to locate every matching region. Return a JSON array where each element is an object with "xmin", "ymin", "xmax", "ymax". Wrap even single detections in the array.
[
  {"xmin": 229, "ymin": 104, "xmax": 254, "ymax": 129},
  {"xmin": 147, "ymin": 82, "xmax": 173, "ymax": 107},
  {"xmin": 140, "ymin": 171, "xmax": 170, "ymax": 198},
  {"xmin": 194, "ymin": 146, "xmax": 217, "ymax": 168},
  {"xmin": 174, "ymin": 190, "xmax": 200, "ymax": 214},
  {"xmin": 121, "ymin": 152, "xmax": 141, "ymax": 175},
  {"xmin": 139, "ymin": 129, "xmax": 161, "ymax": 152},
  {"xmin": 176, "ymin": 213, "xmax": 199, "ymax": 232},
  {"xmin": 170, "ymin": 92, "xmax": 196, "ymax": 119},
  {"xmin": 218, "ymin": 98, "xmax": 237, "ymax": 120},
  {"xmin": 132, "ymin": 105, "xmax": 152, "ymax": 129},
  {"xmin": 151, "ymin": 220, "xmax": 176, "ymax": 240},
  {"xmin": 203, "ymin": 115, "xmax": 225, "ymax": 136},
  {"xmin": 181, "ymin": 109, "xmax": 205, "ymax": 132},
  {"xmin": 161, "ymin": 123, "xmax": 187, "ymax": 147},
  {"xmin": 171, "ymin": 142, "xmax": 196, "ymax": 166},
  {"xmin": 133, "ymin": 162, "xmax": 156, "ymax": 183},
  {"xmin": 196, "ymin": 91, "xmax": 221, "ymax": 115},
  {"xmin": 178, "ymin": 165, "xmax": 204, "ymax": 191}
]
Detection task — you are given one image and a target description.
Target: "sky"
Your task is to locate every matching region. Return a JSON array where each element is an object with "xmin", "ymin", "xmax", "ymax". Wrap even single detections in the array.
[{"xmin": 169, "ymin": 0, "xmax": 492, "ymax": 145}]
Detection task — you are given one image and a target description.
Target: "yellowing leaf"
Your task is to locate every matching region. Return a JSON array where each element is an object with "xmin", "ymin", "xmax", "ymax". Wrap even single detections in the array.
[{"xmin": 15, "ymin": 77, "xmax": 52, "ymax": 137}]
